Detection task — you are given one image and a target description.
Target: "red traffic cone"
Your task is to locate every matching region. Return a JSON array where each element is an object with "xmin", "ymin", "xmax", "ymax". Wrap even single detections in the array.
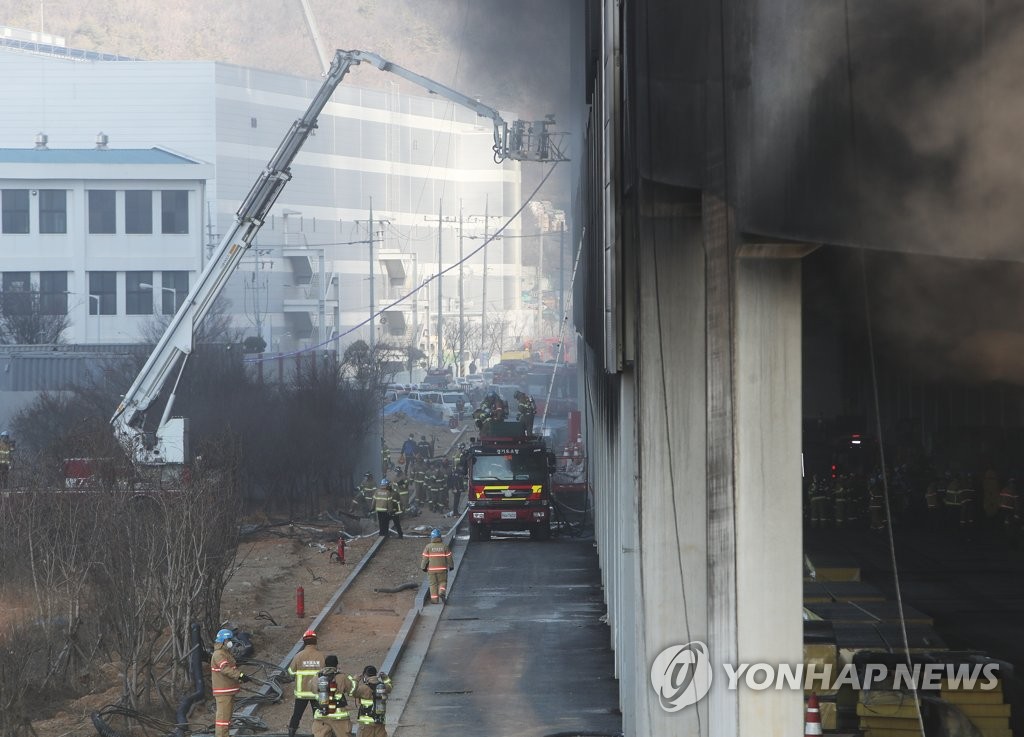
[{"xmin": 804, "ymin": 692, "xmax": 823, "ymax": 736}]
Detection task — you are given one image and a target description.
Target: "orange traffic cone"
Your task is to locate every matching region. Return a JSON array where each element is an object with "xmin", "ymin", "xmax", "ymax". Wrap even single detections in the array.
[{"xmin": 804, "ymin": 692, "xmax": 823, "ymax": 736}]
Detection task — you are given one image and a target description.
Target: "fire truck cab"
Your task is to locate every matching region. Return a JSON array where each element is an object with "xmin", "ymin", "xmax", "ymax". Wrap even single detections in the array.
[{"xmin": 465, "ymin": 421, "xmax": 556, "ymax": 541}]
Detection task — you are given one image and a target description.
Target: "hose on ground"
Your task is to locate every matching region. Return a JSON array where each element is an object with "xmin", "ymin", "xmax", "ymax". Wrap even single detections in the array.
[
  {"xmin": 90, "ymin": 712, "xmax": 127, "ymax": 737},
  {"xmin": 174, "ymin": 622, "xmax": 206, "ymax": 737},
  {"xmin": 373, "ymin": 582, "xmax": 419, "ymax": 593}
]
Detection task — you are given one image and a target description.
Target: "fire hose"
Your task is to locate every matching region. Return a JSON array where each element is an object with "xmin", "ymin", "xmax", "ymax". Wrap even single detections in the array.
[
  {"xmin": 373, "ymin": 582, "xmax": 419, "ymax": 593},
  {"xmin": 173, "ymin": 622, "xmax": 207, "ymax": 737}
]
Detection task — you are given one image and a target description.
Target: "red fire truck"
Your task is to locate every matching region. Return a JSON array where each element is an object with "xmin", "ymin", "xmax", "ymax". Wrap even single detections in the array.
[{"xmin": 465, "ymin": 421, "xmax": 556, "ymax": 541}]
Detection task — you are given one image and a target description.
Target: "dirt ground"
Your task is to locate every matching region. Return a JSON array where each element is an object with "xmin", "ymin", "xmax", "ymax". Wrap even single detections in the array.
[
  {"xmin": 31, "ymin": 505, "xmax": 456, "ymax": 737},
  {"xmin": 29, "ymin": 416, "xmax": 471, "ymax": 737}
]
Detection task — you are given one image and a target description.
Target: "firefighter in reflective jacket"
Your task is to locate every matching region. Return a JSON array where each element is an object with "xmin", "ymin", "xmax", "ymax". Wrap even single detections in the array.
[
  {"xmin": 999, "ymin": 477, "xmax": 1019, "ymax": 537},
  {"xmin": 310, "ymin": 655, "xmax": 357, "ymax": 737},
  {"xmin": 421, "ymin": 529, "xmax": 453, "ymax": 603},
  {"xmin": 388, "ymin": 481, "xmax": 404, "ymax": 539},
  {"xmin": 374, "ymin": 479, "xmax": 395, "ymax": 537},
  {"xmin": 515, "ymin": 391, "xmax": 536, "ymax": 434},
  {"xmin": 287, "ymin": 629, "xmax": 325, "ymax": 737},
  {"xmin": 211, "ymin": 629, "xmax": 249, "ymax": 737},
  {"xmin": 360, "ymin": 472, "xmax": 377, "ymax": 516},
  {"xmin": 353, "ymin": 665, "xmax": 393, "ymax": 737}
]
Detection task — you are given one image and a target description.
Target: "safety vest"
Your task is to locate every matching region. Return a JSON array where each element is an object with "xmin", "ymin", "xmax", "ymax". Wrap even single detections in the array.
[
  {"xmin": 0, "ymin": 441, "xmax": 11, "ymax": 465},
  {"xmin": 397, "ymin": 482, "xmax": 410, "ymax": 511},
  {"xmin": 421, "ymin": 541, "xmax": 453, "ymax": 572},
  {"xmin": 390, "ymin": 488, "xmax": 403, "ymax": 515},
  {"xmin": 373, "ymin": 486, "xmax": 393, "ymax": 513},
  {"xmin": 288, "ymin": 644, "xmax": 326, "ymax": 698},
  {"xmin": 925, "ymin": 484, "xmax": 940, "ymax": 509}
]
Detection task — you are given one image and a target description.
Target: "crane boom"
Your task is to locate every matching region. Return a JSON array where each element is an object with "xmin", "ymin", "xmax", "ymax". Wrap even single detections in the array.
[{"xmin": 110, "ymin": 49, "xmax": 567, "ymax": 466}]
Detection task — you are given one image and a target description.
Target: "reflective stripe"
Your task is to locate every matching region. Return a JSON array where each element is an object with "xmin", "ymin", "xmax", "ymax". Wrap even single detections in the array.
[{"xmin": 213, "ymin": 686, "xmax": 240, "ymax": 694}]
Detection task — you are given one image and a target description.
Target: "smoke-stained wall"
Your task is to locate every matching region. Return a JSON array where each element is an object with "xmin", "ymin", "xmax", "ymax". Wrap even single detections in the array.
[{"xmin": 634, "ymin": 0, "xmax": 1024, "ymax": 261}]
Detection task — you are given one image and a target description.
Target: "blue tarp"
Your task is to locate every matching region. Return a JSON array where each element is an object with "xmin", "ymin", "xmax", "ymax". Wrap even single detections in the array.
[{"xmin": 382, "ymin": 398, "xmax": 448, "ymax": 426}]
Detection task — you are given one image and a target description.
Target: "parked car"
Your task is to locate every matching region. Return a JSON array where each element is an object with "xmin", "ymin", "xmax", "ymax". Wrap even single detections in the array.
[{"xmin": 408, "ymin": 390, "xmax": 455, "ymax": 419}]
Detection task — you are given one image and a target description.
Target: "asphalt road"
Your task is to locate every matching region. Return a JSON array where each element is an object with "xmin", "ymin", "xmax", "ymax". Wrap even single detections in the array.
[
  {"xmin": 392, "ymin": 533, "xmax": 622, "ymax": 737},
  {"xmin": 806, "ymin": 519, "xmax": 1024, "ymax": 734}
]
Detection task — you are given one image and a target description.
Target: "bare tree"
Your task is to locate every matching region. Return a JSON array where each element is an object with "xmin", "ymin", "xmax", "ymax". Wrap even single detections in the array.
[
  {"xmin": 140, "ymin": 293, "xmax": 241, "ymax": 345},
  {"xmin": 0, "ymin": 288, "xmax": 70, "ymax": 344}
]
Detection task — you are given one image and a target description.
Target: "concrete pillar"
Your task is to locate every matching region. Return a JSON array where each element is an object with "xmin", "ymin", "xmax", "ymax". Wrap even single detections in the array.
[
  {"xmin": 734, "ymin": 255, "xmax": 803, "ymax": 736},
  {"xmin": 616, "ymin": 196, "xmax": 804, "ymax": 736}
]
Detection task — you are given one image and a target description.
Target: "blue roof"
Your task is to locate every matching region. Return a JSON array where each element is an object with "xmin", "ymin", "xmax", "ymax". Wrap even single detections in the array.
[{"xmin": 0, "ymin": 148, "xmax": 199, "ymax": 165}]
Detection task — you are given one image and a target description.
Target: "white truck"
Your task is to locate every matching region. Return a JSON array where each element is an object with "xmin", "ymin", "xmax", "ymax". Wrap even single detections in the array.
[{"xmin": 107, "ymin": 49, "xmax": 567, "ymax": 478}]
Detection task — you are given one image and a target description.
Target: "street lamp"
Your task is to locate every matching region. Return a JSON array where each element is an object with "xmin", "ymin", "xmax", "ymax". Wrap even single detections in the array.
[
  {"xmin": 139, "ymin": 282, "xmax": 178, "ymax": 315},
  {"xmin": 88, "ymin": 294, "xmax": 101, "ymax": 343}
]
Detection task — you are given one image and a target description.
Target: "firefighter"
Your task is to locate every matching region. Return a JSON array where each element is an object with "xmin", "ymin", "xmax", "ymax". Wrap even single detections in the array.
[
  {"xmin": 401, "ymin": 433, "xmax": 418, "ymax": 474},
  {"xmin": 310, "ymin": 654, "xmax": 357, "ymax": 737},
  {"xmin": 808, "ymin": 474, "xmax": 830, "ymax": 528},
  {"xmin": 832, "ymin": 477, "xmax": 847, "ymax": 527},
  {"xmin": 388, "ymin": 480, "xmax": 404, "ymax": 539},
  {"xmin": 396, "ymin": 476, "xmax": 415, "ymax": 518},
  {"xmin": 374, "ymin": 478, "xmax": 394, "ymax": 537},
  {"xmin": 211, "ymin": 628, "xmax": 250, "ymax": 737},
  {"xmin": 411, "ymin": 461, "xmax": 426, "ymax": 505},
  {"xmin": 353, "ymin": 665, "xmax": 393, "ymax": 737},
  {"xmin": 360, "ymin": 472, "xmax": 377, "ymax": 517},
  {"xmin": 430, "ymin": 463, "xmax": 446, "ymax": 512},
  {"xmin": 999, "ymin": 477, "xmax": 1019, "ymax": 542},
  {"xmin": 867, "ymin": 475, "xmax": 886, "ymax": 532},
  {"xmin": 925, "ymin": 476, "xmax": 943, "ymax": 531},
  {"xmin": 416, "ymin": 435, "xmax": 432, "ymax": 461},
  {"xmin": 287, "ymin": 629, "xmax": 326, "ymax": 737},
  {"xmin": 515, "ymin": 391, "xmax": 536, "ymax": 434},
  {"xmin": 0, "ymin": 431, "xmax": 13, "ymax": 489},
  {"xmin": 421, "ymin": 528, "xmax": 454, "ymax": 604}
]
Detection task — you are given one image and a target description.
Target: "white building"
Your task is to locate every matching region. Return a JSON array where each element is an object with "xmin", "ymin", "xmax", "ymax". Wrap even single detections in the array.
[
  {"xmin": 0, "ymin": 142, "xmax": 211, "ymax": 343},
  {"xmin": 0, "ymin": 42, "xmax": 528, "ymax": 362}
]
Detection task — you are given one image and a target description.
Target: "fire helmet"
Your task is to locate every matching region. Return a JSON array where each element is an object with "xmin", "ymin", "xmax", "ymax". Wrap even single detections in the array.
[
  {"xmin": 215, "ymin": 628, "xmax": 234, "ymax": 644},
  {"xmin": 379, "ymin": 478, "xmax": 390, "ymax": 488},
  {"xmin": 430, "ymin": 529, "xmax": 441, "ymax": 539},
  {"xmin": 302, "ymin": 629, "xmax": 317, "ymax": 643}
]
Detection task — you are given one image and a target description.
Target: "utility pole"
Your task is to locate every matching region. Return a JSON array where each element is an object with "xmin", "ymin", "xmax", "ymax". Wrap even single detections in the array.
[
  {"xmin": 458, "ymin": 200, "xmax": 464, "ymax": 378},
  {"xmin": 423, "ymin": 201, "xmax": 457, "ymax": 369},
  {"xmin": 559, "ymin": 221, "xmax": 565, "ymax": 325},
  {"xmin": 352, "ymin": 201, "xmax": 389, "ymax": 348},
  {"xmin": 369, "ymin": 198, "xmax": 375, "ymax": 348},
  {"xmin": 468, "ymin": 196, "xmax": 505, "ymax": 368}
]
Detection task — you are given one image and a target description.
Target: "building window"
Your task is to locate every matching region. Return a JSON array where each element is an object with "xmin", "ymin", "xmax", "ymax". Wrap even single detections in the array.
[
  {"xmin": 125, "ymin": 271, "xmax": 154, "ymax": 315},
  {"xmin": 162, "ymin": 271, "xmax": 189, "ymax": 315},
  {"xmin": 1, "ymin": 190, "xmax": 29, "ymax": 234},
  {"xmin": 39, "ymin": 189, "xmax": 67, "ymax": 234},
  {"xmin": 88, "ymin": 190, "xmax": 116, "ymax": 234},
  {"xmin": 125, "ymin": 190, "xmax": 153, "ymax": 234},
  {"xmin": 39, "ymin": 272, "xmax": 68, "ymax": 315},
  {"xmin": 161, "ymin": 190, "xmax": 189, "ymax": 234},
  {"xmin": 88, "ymin": 271, "xmax": 116, "ymax": 315},
  {"xmin": 2, "ymin": 272, "xmax": 31, "ymax": 315}
]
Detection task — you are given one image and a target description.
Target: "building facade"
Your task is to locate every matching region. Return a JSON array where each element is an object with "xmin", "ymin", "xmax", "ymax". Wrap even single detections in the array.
[
  {"xmin": 0, "ymin": 44, "xmax": 527, "ymax": 360},
  {"xmin": 0, "ymin": 144, "xmax": 210, "ymax": 344}
]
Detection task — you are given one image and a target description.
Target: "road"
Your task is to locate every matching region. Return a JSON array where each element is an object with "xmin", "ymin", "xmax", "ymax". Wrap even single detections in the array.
[{"xmin": 392, "ymin": 533, "xmax": 622, "ymax": 737}]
